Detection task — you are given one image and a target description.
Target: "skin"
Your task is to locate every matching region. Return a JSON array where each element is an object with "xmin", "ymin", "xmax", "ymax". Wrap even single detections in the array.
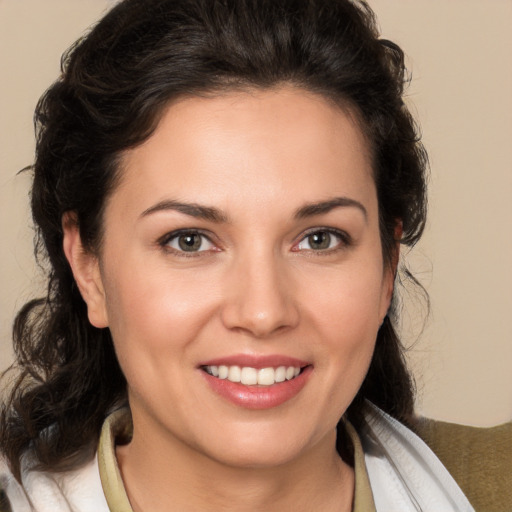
[{"xmin": 64, "ymin": 86, "xmax": 395, "ymax": 511}]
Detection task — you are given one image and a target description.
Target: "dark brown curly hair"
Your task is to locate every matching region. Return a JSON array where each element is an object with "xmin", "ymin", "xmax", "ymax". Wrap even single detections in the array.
[{"xmin": 1, "ymin": 0, "xmax": 428, "ymax": 480}]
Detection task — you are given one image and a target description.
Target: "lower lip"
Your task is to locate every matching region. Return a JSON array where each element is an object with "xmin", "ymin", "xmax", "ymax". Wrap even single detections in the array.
[{"xmin": 201, "ymin": 366, "xmax": 312, "ymax": 410}]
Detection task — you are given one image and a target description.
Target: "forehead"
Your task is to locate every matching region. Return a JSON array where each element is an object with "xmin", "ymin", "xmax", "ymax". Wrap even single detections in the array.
[{"xmin": 112, "ymin": 87, "xmax": 375, "ymax": 218}]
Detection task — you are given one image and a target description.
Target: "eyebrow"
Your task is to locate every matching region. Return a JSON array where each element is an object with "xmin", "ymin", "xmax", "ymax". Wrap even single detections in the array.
[
  {"xmin": 140, "ymin": 196, "xmax": 367, "ymax": 223},
  {"xmin": 140, "ymin": 200, "xmax": 229, "ymax": 223},
  {"xmin": 294, "ymin": 197, "xmax": 368, "ymax": 222}
]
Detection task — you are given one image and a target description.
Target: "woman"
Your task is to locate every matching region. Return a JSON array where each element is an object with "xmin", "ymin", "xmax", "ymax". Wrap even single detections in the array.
[{"xmin": 0, "ymin": 0, "xmax": 509, "ymax": 511}]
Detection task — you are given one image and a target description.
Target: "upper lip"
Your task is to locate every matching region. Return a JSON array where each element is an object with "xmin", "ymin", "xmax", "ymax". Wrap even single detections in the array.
[{"xmin": 198, "ymin": 354, "xmax": 310, "ymax": 369}]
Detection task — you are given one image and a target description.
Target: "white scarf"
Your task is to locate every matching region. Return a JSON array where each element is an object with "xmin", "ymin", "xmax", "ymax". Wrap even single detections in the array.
[
  {"xmin": 362, "ymin": 403, "xmax": 475, "ymax": 512},
  {"xmin": 1, "ymin": 404, "xmax": 475, "ymax": 511}
]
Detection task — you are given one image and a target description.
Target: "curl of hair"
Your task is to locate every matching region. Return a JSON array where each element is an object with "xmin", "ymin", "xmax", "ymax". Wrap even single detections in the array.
[{"xmin": 1, "ymin": 0, "xmax": 428, "ymax": 479}]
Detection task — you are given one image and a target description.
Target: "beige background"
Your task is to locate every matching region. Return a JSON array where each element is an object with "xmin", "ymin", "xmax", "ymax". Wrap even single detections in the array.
[{"xmin": 1, "ymin": 0, "xmax": 511, "ymax": 427}]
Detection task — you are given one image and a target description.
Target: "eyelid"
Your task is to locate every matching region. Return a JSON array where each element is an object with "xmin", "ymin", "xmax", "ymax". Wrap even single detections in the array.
[
  {"xmin": 158, "ymin": 228, "xmax": 219, "ymax": 255},
  {"xmin": 291, "ymin": 227, "xmax": 352, "ymax": 252}
]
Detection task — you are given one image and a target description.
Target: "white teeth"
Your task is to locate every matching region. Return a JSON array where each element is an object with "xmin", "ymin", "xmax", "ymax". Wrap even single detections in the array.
[
  {"xmin": 241, "ymin": 367, "xmax": 258, "ymax": 385},
  {"xmin": 275, "ymin": 366, "xmax": 286, "ymax": 383},
  {"xmin": 228, "ymin": 365, "xmax": 241, "ymax": 383},
  {"xmin": 205, "ymin": 365, "xmax": 302, "ymax": 385},
  {"xmin": 285, "ymin": 366, "xmax": 295, "ymax": 380},
  {"xmin": 257, "ymin": 367, "xmax": 275, "ymax": 386}
]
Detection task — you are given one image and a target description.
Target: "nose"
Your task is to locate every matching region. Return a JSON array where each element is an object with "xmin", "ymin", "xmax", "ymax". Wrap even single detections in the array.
[{"xmin": 220, "ymin": 252, "xmax": 300, "ymax": 338}]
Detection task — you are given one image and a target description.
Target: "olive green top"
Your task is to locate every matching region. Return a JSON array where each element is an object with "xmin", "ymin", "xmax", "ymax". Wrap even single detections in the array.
[
  {"xmin": 2, "ymin": 410, "xmax": 510, "ymax": 511},
  {"xmin": 413, "ymin": 417, "xmax": 512, "ymax": 512},
  {"xmin": 98, "ymin": 409, "xmax": 512, "ymax": 512},
  {"xmin": 97, "ymin": 409, "xmax": 377, "ymax": 511}
]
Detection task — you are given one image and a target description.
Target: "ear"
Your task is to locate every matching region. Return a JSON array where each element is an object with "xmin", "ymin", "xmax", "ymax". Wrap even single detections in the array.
[
  {"xmin": 380, "ymin": 220, "xmax": 403, "ymax": 322},
  {"xmin": 391, "ymin": 220, "xmax": 403, "ymax": 278},
  {"xmin": 62, "ymin": 212, "xmax": 109, "ymax": 328}
]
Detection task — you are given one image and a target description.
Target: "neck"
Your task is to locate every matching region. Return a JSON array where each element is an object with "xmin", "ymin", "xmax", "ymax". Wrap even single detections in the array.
[{"xmin": 116, "ymin": 413, "xmax": 354, "ymax": 512}]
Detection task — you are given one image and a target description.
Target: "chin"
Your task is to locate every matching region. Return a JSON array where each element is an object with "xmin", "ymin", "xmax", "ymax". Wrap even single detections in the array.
[
  {"xmin": 211, "ymin": 444, "xmax": 306, "ymax": 470},
  {"xmin": 196, "ymin": 422, "xmax": 325, "ymax": 470}
]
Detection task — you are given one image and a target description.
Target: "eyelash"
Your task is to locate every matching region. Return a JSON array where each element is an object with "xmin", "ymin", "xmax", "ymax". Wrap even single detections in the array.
[
  {"xmin": 158, "ymin": 229, "xmax": 217, "ymax": 258},
  {"xmin": 291, "ymin": 228, "xmax": 352, "ymax": 254},
  {"xmin": 158, "ymin": 227, "xmax": 351, "ymax": 257}
]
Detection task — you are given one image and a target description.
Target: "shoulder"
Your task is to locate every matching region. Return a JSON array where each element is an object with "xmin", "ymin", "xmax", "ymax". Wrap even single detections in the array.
[
  {"xmin": 0, "ymin": 452, "xmax": 109, "ymax": 512},
  {"xmin": 1, "ymin": 456, "xmax": 28, "ymax": 512},
  {"xmin": 413, "ymin": 417, "xmax": 512, "ymax": 512},
  {"xmin": 0, "ymin": 408, "xmax": 130, "ymax": 512}
]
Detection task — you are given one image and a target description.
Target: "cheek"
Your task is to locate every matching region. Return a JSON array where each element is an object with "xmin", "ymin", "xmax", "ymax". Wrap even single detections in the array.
[
  {"xmin": 101, "ymin": 262, "xmax": 220, "ymax": 365},
  {"xmin": 303, "ymin": 260, "xmax": 387, "ymax": 390},
  {"xmin": 297, "ymin": 292, "xmax": 380, "ymax": 439},
  {"xmin": 307, "ymin": 261, "xmax": 387, "ymax": 336}
]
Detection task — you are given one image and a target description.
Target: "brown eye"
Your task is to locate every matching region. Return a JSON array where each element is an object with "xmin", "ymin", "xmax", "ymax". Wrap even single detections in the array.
[
  {"xmin": 178, "ymin": 234, "xmax": 202, "ymax": 251},
  {"xmin": 164, "ymin": 231, "xmax": 215, "ymax": 253},
  {"xmin": 307, "ymin": 231, "xmax": 332, "ymax": 250},
  {"xmin": 295, "ymin": 229, "xmax": 348, "ymax": 252}
]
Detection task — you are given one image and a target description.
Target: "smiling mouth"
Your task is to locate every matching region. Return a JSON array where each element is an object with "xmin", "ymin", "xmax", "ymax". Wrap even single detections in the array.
[{"xmin": 202, "ymin": 365, "xmax": 304, "ymax": 386}]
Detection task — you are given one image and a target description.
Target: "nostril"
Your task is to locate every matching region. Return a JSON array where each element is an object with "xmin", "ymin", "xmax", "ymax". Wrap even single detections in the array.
[{"xmin": 219, "ymin": 263, "xmax": 300, "ymax": 337}]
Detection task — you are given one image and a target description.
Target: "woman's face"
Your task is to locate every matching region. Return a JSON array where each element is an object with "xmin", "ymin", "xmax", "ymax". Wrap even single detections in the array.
[{"xmin": 82, "ymin": 87, "xmax": 393, "ymax": 468}]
